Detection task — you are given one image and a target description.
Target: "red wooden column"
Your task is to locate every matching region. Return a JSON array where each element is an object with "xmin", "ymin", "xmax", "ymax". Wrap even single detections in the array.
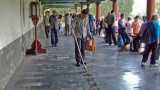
[
  {"xmin": 96, "ymin": 2, "xmax": 101, "ymax": 21},
  {"xmin": 81, "ymin": 2, "xmax": 83, "ymax": 13},
  {"xmin": 75, "ymin": 4, "xmax": 78, "ymax": 14},
  {"xmin": 113, "ymin": 0, "xmax": 118, "ymax": 17},
  {"xmin": 147, "ymin": 0, "xmax": 155, "ymax": 21},
  {"xmin": 87, "ymin": 4, "xmax": 90, "ymax": 13}
]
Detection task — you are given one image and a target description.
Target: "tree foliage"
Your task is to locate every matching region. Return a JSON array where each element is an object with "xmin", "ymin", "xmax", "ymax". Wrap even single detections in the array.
[
  {"xmin": 48, "ymin": 0, "xmax": 134, "ymax": 18},
  {"xmin": 156, "ymin": 0, "xmax": 160, "ymax": 15}
]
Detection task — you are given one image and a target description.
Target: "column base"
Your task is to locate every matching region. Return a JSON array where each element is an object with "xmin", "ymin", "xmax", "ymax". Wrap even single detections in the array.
[{"xmin": 26, "ymin": 40, "xmax": 46, "ymax": 55}]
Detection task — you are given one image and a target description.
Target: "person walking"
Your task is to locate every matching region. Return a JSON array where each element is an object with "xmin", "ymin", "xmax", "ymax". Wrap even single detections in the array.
[
  {"xmin": 141, "ymin": 14, "xmax": 160, "ymax": 67},
  {"xmin": 106, "ymin": 10, "xmax": 117, "ymax": 46},
  {"xmin": 49, "ymin": 10, "xmax": 60, "ymax": 47},
  {"xmin": 71, "ymin": 9, "xmax": 92, "ymax": 67},
  {"xmin": 42, "ymin": 11, "xmax": 50, "ymax": 38}
]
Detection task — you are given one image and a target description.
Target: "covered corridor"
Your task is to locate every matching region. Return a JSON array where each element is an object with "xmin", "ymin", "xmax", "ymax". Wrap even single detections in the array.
[
  {"xmin": 0, "ymin": 0, "xmax": 159, "ymax": 90},
  {"xmin": 5, "ymin": 30, "xmax": 160, "ymax": 90}
]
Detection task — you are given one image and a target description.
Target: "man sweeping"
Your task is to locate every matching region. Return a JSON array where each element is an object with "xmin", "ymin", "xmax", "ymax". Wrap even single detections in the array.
[{"xmin": 71, "ymin": 9, "xmax": 92, "ymax": 67}]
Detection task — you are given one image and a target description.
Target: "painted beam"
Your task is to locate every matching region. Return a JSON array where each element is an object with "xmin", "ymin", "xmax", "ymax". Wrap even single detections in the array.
[
  {"xmin": 39, "ymin": 0, "xmax": 87, "ymax": 2},
  {"xmin": 41, "ymin": 0, "xmax": 106, "ymax": 9},
  {"xmin": 43, "ymin": 5, "xmax": 75, "ymax": 9}
]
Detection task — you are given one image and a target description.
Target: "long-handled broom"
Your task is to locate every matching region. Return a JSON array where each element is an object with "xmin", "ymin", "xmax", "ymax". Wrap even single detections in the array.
[{"xmin": 75, "ymin": 39, "xmax": 87, "ymax": 71}]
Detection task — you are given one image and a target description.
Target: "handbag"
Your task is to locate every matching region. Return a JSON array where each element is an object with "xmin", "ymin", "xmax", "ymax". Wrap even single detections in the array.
[
  {"xmin": 85, "ymin": 37, "xmax": 95, "ymax": 52},
  {"xmin": 117, "ymin": 34, "xmax": 124, "ymax": 47}
]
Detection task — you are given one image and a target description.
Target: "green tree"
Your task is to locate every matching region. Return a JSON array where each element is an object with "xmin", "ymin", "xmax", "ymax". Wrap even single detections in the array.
[
  {"xmin": 90, "ymin": 0, "xmax": 134, "ymax": 18},
  {"xmin": 156, "ymin": 0, "xmax": 160, "ymax": 15},
  {"xmin": 47, "ymin": 0, "xmax": 134, "ymax": 18},
  {"xmin": 118, "ymin": 0, "xmax": 134, "ymax": 18}
]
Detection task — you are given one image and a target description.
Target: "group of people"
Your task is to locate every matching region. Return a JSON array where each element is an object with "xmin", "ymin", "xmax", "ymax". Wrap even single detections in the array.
[
  {"xmin": 42, "ymin": 9, "xmax": 92, "ymax": 67},
  {"xmin": 64, "ymin": 13, "xmax": 76, "ymax": 36},
  {"xmin": 43, "ymin": 8, "xmax": 160, "ymax": 67},
  {"xmin": 42, "ymin": 10, "xmax": 62, "ymax": 47},
  {"xmin": 104, "ymin": 9, "xmax": 160, "ymax": 67}
]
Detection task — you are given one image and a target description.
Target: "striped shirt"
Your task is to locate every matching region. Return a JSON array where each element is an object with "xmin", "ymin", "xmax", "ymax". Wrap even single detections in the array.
[
  {"xmin": 71, "ymin": 14, "xmax": 91, "ymax": 38},
  {"xmin": 89, "ymin": 14, "xmax": 94, "ymax": 32}
]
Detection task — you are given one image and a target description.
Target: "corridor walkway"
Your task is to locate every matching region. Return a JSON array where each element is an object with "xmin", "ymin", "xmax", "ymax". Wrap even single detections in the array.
[{"xmin": 5, "ymin": 30, "xmax": 160, "ymax": 90}]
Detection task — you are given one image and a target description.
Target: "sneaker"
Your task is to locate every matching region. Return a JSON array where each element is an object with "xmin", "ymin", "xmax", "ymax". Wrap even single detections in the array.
[
  {"xmin": 141, "ymin": 62, "xmax": 146, "ymax": 67},
  {"xmin": 150, "ymin": 64, "xmax": 159, "ymax": 67}
]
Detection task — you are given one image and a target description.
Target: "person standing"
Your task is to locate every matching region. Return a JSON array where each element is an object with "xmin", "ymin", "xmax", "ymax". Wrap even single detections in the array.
[
  {"xmin": 106, "ymin": 10, "xmax": 117, "ymax": 46},
  {"xmin": 93, "ymin": 19, "xmax": 97, "ymax": 35},
  {"xmin": 126, "ymin": 17, "xmax": 133, "ymax": 35},
  {"xmin": 96, "ymin": 20, "xmax": 100, "ymax": 35},
  {"xmin": 49, "ymin": 10, "xmax": 60, "ymax": 47},
  {"xmin": 65, "ymin": 13, "xmax": 71, "ymax": 36},
  {"xmin": 42, "ymin": 11, "xmax": 50, "ymax": 38},
  {"xmin": 132, "ymin": 16, "xmax": 141, "ymax": 35},
  {"xmin": 141, "ymin": 14, "xmax": 160, "ymax": 67},
  {"xmin": 99, "ymin": 18, "xmax": 104, "ymax": 36},
  {"xmin": 71, "ymin": 9, "xmax": 92, "ymax": 67},
  {"xmin": 104, "ymin": 12, "xmax": 111, "ymax": 43}
]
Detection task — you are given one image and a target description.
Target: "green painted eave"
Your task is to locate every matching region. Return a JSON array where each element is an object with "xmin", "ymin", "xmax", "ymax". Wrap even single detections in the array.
[{"xmin": 40, "ymin": 0, "xmax": 107, "ymax": 9}]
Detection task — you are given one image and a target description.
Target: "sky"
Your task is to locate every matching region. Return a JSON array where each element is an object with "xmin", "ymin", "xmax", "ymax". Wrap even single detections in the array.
[{"xmin": 131, "ymin": 0, "xmax": 147, "ymax": 16}]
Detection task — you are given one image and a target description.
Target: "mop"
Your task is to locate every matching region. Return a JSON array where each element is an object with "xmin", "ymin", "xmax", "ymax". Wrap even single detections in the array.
[{"xmin": 75, "ymin": 39, "xmax": 87, "ymax": 71}]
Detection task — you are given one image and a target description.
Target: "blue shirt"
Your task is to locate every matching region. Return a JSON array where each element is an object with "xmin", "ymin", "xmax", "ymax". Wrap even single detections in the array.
[
  {"xmin": 89, "ymin": 14, "xmax": 94, "ymax": 32},
  {"xmin": 147, "ymin": 21, "xmax": 160, "ymax": 44}
]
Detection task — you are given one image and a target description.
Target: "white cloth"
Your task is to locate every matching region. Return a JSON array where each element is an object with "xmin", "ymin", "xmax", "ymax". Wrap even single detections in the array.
[{"xmin": 126, "ymin": 21, "xmax": 133, "ymax": 34}]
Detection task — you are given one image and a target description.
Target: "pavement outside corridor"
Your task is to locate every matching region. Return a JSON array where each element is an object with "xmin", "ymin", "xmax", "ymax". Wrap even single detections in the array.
[{"xmin": 4, "ymin": 30, "xmax": 160, "ymax": 90}]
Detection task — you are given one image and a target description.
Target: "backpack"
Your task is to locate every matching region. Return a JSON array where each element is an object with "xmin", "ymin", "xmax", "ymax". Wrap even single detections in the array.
[{"xmin": 140, "ymin": 23, "xmax": 151, "ymax": 44}]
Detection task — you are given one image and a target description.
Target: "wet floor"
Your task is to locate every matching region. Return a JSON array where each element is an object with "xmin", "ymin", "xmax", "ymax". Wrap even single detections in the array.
[{"xmin": 4, "ymin": 31, "xmax": 160, "ymax": 90}]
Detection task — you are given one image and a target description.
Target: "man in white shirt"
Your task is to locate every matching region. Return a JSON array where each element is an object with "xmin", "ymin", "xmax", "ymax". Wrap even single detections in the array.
[{"xmin": 71, "ymin": 9, "xmax": 92, "ymax": 67}]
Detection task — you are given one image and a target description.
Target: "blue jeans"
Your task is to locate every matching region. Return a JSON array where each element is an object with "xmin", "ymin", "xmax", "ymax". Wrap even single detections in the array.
[{"xmin": 120, "ymin": 30, "xmax": 131, "ymax": 46}]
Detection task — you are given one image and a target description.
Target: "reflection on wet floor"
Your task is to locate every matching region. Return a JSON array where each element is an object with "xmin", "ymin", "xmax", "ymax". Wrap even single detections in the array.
[{"xmin": 123, "ymin": 72, "xmax": 140, "ymax": 89}]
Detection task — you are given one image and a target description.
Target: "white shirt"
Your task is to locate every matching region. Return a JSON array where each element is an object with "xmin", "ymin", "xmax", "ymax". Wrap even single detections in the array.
[{"xmin": 126, "ymin": 21, "xmax": 133, "ymax": 34}]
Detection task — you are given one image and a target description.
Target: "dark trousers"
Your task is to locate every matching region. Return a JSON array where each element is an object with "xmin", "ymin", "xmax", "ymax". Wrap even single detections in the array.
[
  {"xmin": 45, "ymin": 26, "xmax": 50, "ymax": 38},
  {"xmin": 65, "ymin": 24, "xmax": 70, "ymax": 36},
  {"xmin": 156, "ymin": 45, "xmax": 160, "ymax": 60},
  {"xmin": 142, "ymin": 42, "xmax": 157, "ymax": 64},
  {"xmin": 108, "ymin": 25, "xmax": 117, "ymax": 45},
  {"xmin": 105, "ymin": 28, "xmax": 109, "ymax": 43},
  {"xmin": 51, "ymin": 28, "xmax": 58, "ymax": 45},
  {"xmin": 99, "ymin": 27, "xmax": 102, "ymax": 35},
  {"xmin": 75, "ymin": 38, "xmax": 86, "ymax": 63},
  {"xmin": 133, "ymin": 35, "xmax": 141, "ymax": 51}
]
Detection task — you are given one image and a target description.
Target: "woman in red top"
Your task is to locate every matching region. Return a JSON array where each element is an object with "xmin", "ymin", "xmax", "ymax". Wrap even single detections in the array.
[{"xmin": 132, "ymin": 16, "xmax": 141, "ymax": 35}]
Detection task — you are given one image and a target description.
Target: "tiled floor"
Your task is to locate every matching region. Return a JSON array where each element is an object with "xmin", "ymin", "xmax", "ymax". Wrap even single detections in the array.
[{"xmin": 5, "ymin": 31, "xmax": 160, "ymax": 90}]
